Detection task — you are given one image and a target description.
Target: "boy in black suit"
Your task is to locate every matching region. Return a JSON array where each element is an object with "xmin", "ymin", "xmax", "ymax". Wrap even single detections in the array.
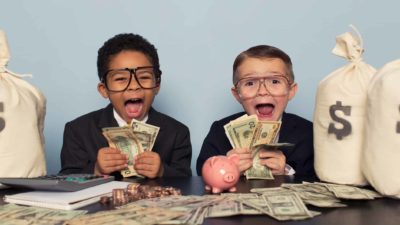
[
  {"xmin": 60, "ymin": 33, "xmax": 192, "ymax": 178},
  {"xmin": 196, "ymin": 45, "xmax": 314, "ymax": 177}
]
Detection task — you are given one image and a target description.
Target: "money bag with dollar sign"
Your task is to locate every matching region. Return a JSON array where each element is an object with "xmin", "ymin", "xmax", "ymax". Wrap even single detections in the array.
[
  {"xmin": 313, "ymin": 25, "xmax": 376, "ymax": 186},
  {"xmin": 362, "ymin": 59, "xmax": 400, "ymax": 197},
  {"xmin": 0, "ymin": 30, "xmax": 47, "ymax": 178}
]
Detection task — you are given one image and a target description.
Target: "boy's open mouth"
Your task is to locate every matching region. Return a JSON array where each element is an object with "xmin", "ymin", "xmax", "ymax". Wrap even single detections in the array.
[
  {"xmin": 125, "ymin": 98, "xmax": 143, "ymax": 117},
  {"xmin": 256, "ymin": 103, "xmax": 274, "ymax": 116}
]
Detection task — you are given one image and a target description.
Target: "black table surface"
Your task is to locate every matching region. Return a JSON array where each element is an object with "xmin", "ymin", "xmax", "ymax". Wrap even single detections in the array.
[{"xmin": 1, "ymin": 175, "xmax": 400, "ymax": 225}]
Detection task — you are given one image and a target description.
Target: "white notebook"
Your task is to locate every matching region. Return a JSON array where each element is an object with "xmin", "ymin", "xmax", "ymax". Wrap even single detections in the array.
[{"xmin": 4, "ymin": 181, "xmax": 131, "ymax": 210}]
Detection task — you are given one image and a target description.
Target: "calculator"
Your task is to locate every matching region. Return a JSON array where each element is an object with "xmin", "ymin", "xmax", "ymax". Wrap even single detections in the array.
[{"xmin": 0, "ymin": 174, "xmax": 114, "ymax": 192}]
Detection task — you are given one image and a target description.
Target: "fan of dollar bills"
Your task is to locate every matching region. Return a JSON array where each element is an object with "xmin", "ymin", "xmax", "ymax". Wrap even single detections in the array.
[
  {"xmin": 102, "ymin": 120, "xmax": 160, "ymax": 177},
  {"xmin": 224, "ymin": 114, "xmax": 293, "ymax": 180}
]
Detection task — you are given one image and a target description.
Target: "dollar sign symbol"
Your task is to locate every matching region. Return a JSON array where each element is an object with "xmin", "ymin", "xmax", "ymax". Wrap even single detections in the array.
[
  {"xmin": 328, "ymin": 101, "xmax": 352, "ymax": 140},
  {"xmin": 397, "ymin": 105, "xmax": 400, "ymax": 134},
  {"xmin": 0, "ymin": 102, "xmax": 4, "ymax": 132}
]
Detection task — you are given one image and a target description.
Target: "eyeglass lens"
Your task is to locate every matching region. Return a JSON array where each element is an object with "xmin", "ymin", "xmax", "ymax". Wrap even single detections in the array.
[
  {"xmin": 105, "ymin": 68, "xmax": 157, "ymax": 91},
  {"xmin": 237, "ymin": 76, "xmax": 290, "ymax": 98}
]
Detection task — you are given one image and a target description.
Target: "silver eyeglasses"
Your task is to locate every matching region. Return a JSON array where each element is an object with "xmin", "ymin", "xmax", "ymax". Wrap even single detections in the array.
[{"xmin": 235, "ymin": 75, "xmax": 293, "ymax": 98}]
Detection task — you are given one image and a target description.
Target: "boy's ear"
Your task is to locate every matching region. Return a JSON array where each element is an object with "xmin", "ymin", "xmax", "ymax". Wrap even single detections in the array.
[
  {"xmin": 288, "ymin": 83, "xmax": 298, "ymax": 101},
  {"xmin": 231, "ymin": 87, "xmax": 242, "ymax": 104},
  {"xmin": 97, "ymin": 82, "xmax": 109, "ymax": 99},
  {"xmin": 154, "ymin": 85, "xmax": 161, "ymax": 95}
]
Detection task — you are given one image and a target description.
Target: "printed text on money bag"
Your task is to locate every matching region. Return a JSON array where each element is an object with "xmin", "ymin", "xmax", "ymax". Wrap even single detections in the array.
[
  {"xmin": 328, "ymin": 101, "xmax": 352, "ymax": 140},
  {"xmin": 0, "ymin": 102, "xmax": 4, "ymax": 132}
]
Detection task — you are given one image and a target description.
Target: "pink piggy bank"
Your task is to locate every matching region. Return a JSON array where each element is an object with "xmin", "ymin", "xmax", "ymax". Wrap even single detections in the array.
[{"xmin": 202, "ymin": 154, "xmax": 240, "ymax": 194}]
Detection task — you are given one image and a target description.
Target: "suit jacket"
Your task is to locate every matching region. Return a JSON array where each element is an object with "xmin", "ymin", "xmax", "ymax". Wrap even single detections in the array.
[
  {"xmin": 196, "ymin": 112, "xmax": 315, "ymax": 177},
  {"xmin": 60, "ymin": 104, "xmax": 192, "ymax": 177}
]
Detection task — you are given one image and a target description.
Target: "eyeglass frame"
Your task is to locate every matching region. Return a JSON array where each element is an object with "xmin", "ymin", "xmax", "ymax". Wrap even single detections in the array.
[
  {"xmin": 101, "ymin": 66, "xmax": 162, "ymax": 92},
  {"xmin": 234, "ymin": 74, "xmax": 295, "ymax": 98}
]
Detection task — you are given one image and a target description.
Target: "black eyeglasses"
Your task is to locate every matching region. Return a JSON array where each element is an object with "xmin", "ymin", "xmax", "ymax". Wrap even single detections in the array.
[{"xmin": 102, "ymin": 67, "xmax": 161, "ymax": 92}]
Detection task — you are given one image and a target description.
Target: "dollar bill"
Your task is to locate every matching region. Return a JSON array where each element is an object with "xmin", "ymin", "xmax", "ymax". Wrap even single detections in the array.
[
  {"xmin": 223, "ymin": 123, "xmax": 237, "ymax": 148},
  {"xmin": 262, "ymin": 191, "xmax": 313, "ymax": 220},
  {"xmin": 230, "ymin": 114, "xmax": 258, "ymax": 148},
  {"xmin": 131, "ymin": 120, "xmax": 159, "ymax": 150},
  {"xmin": 0, "ymin": 204, "xmax": 86, "ymax": 225},
  {"xmin": 205, "ymin": 199, "xmax": 240, "ymax": 218},
  {"xmin": 321, "ymin": 183, "xmax": 377, "ymax": 200},
  {"xmin": 221, "ymin": 193, "xmax": 264, "ymax": 215},
  {"xmin": 280, "ymin": 182, "xmax": 380, "ymax": 208},
  {"xmin": 245, "ymin": 145, "xmax": 274, "ymax": 180},
  {"xmin": 250, "ymin": 121, "xmax": 281, "ymax": 147},
  {"xmin": 102, "ymin": 127, "xmax": 143, "ymax": 177},
  {"xmin": 252, "ymin": 142, "xmax": 295, "ymax": 150},
  {"xmin": 65, "ymin": 205, "xmax": 185, "ymax": 225},
  {"xmin": 223, "ymin": 114, "xmax": 285, "ymax": 180},
  {"xmin": 132, "ymin": 131, "xmax": 152, "ymax": 151}
]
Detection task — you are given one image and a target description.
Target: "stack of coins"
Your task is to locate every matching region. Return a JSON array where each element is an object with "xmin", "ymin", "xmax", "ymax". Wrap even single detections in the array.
[
  {"xmin": 112, "ymin": 188, "xmax": 129, "ymax": 206},
  {"xmin": 100, "ymin": 183, "xmax": 182, "ymax": 207},
  {"xmin": 126, "ymin": 183, "xmax": 141, "ymax": 194}
]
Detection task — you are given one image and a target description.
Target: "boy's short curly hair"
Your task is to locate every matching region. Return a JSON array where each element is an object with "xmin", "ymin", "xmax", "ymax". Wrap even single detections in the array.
[
  {"xmin": 97, "ymin": 33, "xmax": 161, "ymax": 82},
  {"xmin": 232, "ymin": 45, "xmax": 294, "ymax": 84}
]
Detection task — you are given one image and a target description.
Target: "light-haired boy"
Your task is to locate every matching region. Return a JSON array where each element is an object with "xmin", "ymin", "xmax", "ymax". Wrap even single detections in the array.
[{"xmin": 196, "ymin": 45, "xmax": 314, "ymax": 177}]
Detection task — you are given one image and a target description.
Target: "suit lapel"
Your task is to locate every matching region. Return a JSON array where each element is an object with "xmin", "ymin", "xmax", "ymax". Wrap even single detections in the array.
[
  {"xmin": 147, "ymin": 107, "xmax": 163, "ymax": 130},
  {"xmin": 98, "ymin": 104, "xmax": 119, "ymax": 129},
  {"xmin": 278, "ymin": 112, "xmax": 297, "ymax": 155}
]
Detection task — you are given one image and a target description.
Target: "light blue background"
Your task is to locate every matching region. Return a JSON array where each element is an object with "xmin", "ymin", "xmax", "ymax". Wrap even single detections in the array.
[{"xmin": 1, "ymin": 1, "xmax": 399, "ymax": 175}]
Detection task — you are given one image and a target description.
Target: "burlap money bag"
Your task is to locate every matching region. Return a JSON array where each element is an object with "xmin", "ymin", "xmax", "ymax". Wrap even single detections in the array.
[
  {"xmin": 0, "ymin": 30, "xmax": 47, "ymax": 177},
  {"xmin": 362, "ymin": 59, "xmax": 400, "ymax": 197},
  {"xmin": 313, "ymin": 28, "xmax": 375, "ymax": 185}
]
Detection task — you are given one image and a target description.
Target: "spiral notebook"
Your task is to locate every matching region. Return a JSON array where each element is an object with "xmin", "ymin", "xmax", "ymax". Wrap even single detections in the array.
[{"xmin": 4, "ymin": 181, "xmax": 131, "ymax": 210}]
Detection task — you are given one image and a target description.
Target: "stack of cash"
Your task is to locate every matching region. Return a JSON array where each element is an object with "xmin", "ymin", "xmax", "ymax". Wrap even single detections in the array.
[
  {"xmin": 65, "ymin": 204, "xmax": 186, "ymax": 225},
  {"xmin": 0, "ymin": 204, "xmax": 86, "ymax": 225},
  {"xmin": 251, "ymin": 181, "xmax": 382, "ymax": 209},
  {"xmin": 102, "ymin": 120, "xmax": 159, "ymax": 177},
  {"xmin": 223, "ymin": 114, "xmax": 281, "ymax": 180},
  {"xmin": 60, "ymin": 182, "xmax": 382, "ymax": 224}
]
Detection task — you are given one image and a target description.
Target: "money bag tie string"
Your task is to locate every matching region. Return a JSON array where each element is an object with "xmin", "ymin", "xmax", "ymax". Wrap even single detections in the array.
[
  {"xmin": 0, "ymin": 66, "xmax": 32, "ymax": 78},
  {"xmin": 332, "ymin": 24, "xmax": 364, "ymax": 63}
]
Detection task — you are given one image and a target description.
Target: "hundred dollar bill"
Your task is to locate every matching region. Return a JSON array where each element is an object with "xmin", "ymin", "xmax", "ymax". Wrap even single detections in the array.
[{"xmin": 102, "ymin": 127, "xmax": 143, "ymax": 177}]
